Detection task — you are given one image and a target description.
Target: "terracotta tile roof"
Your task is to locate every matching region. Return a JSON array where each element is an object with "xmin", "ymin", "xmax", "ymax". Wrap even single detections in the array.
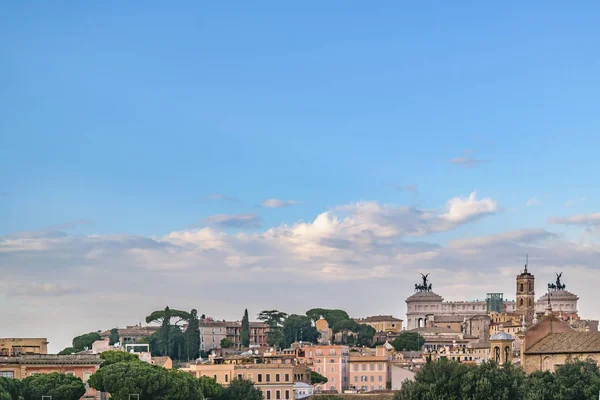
[
  {"xmin": 357, "ymin": 315, "xmax": 403, "ymax": 323},
  {"xmin": 525, "ymin": 332, "xmax": 600, "ymax": 355}
]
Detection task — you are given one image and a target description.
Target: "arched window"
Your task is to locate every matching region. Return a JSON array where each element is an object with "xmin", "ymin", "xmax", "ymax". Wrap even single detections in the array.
[
  {"xmin": 520, "ymin": 283, "xmax": 524, "ymax": 292},
  {"xmin": 504, "ymin": 346, "xmax": 510, "ymax": 363},
  {"xmin": 529, "ymin": 282, "xmax": 533, "ymax": 291},
  {"xmin": 520, "ymin": 299, "xmax": 524, "ymax": 306},
  {"xmin": 494, "ymin": 347, "xmax": 500, "ymax": 363}
]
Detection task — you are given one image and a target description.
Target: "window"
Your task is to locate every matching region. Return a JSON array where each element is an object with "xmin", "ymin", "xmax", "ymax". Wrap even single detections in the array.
[
  {"xmin": 330, "ymin": 349, "xmax": 335, "ymax": 355},
  {"xmin": 276, "ymin": 373, "xmax": 280, "ymax": 382},
  {"xmin": 308, "ymin": 351, "xmax": 313, "ymax": 357},
  {"xmin": 0, "ymin": 372, "xmax": 14, "ymax": 378},
  {"xmin": 378, "ymin": 363, "xmax": 383, "ymax": 371},
  {"xmin": 214, "ymin": 375, "xmax": 217, "ymax": 381},
  {"xmin": 285, "ymin": 390, "xmax": 290, "ymax": 400},
  {"xmin": 378, "ymin": 385, "xmax": 383, "ymax": 390},
  {"xmin": 330, "ymin": 376, "xmax": 335, "ymax": 382},
  {"xmin": 225, "ymin": 375, "xmax": 228, "ymax": 383},
  {"xmin": 354, "ymin": 376, "xmax": 358, "ymax": 382},
  {"xmin": 285, "ymin": 373, "xmax": 289, "ymax": 382},
  {"xmin": 258, "ymin": 374, "xmax": 263, "ymax": 383},
  {"xmin": 371, "ymin": 385, "xmax": 374, "ymax": 391},
  {"xmin": 330, "ymin": 359, "xmax": 335, "ymax": 363},
  {"xmin": 330, "ymin": 367, "xmax": 334, "ymax": 373},
  {"xmin": 370, "ymin": 376, "xmax": 374, "ymax": 382},
  {"xmin": 361, "ymin": 364, "xmax": 366, "ymax": 371},
  {"xmin": 266, "ymin": 390, "xmax": 271, "ymax": 400},
  {"xmin": 378, "ymin": 375, "xmax": 382, "ymax": 382},
  {"xmin": 353, "ymin": 364, "xmax": 358, "ymax": 371},
  {"xmin": 238, "ymin": 374, "xmax": 243, "ymax": 380},
  {"xmin": 520, "ymin": 283, "xmax": 524, "ymax": 292},
  {"xmin": 520, "ymin": 299, "xmax": 523, "ymax": 306},
  {"xmin": 370, "ymin": 363, "xmax": 375, "ymax": 371},
  {"xmin": 276, "ymin": 390, "xmax": 281, "ymax": 400},
  {"xmin": 266, "ymin": 374, "xmax": 271, "ymax": 382}
]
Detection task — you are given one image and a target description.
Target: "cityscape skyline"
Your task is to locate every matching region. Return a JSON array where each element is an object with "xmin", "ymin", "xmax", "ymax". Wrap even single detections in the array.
[{"xmin": 2, "ymin": 2, "xmax": 600, "ymax": 354}]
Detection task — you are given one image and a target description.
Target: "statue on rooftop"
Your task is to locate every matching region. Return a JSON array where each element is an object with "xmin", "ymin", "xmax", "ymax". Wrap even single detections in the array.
[{"xmin": 414, "ymin": 273, "xmax": 432, "ymax": 292}]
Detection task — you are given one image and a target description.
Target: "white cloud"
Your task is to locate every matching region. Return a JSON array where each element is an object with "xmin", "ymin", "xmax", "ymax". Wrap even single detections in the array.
[
  {"xmin": 260, "ymin": 199, "xmax": 301, "ymax": 208},
  {"xmin": 3, "ymin": 192, "xmax": 600, "ymax": 353},
  {"xmin": 565, "ymin": 197, "xmax": 586, "ymax": 208},
  {"xmin": 548, "ymin": 213, "xmax": 600, "ymax": 228},
  {"xmin": 526, "ymin": 196, "xmax": 540, "ymax": 207}
]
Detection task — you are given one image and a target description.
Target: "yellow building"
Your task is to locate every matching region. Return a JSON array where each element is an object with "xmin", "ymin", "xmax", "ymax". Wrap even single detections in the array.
[
  {"xmin": 182, "ymin": 362, "xmax": 309, "ymax": 400},
  {"xmin": 0, "ymin": 338, "xmax": 48, "ymax": 356},
  {"xmin": 355, "ymin": 315, "xmax": 403, "ymax": 333}
]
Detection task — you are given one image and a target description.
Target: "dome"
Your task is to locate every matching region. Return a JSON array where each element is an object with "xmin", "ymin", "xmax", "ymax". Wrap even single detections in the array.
[
  {"xmin": 406, "ymin": 291, "xmax": 444, "ymax": 302},
  {"xmin": 490, "ymin": 332, "xmax": 514, "ymax": 341}
]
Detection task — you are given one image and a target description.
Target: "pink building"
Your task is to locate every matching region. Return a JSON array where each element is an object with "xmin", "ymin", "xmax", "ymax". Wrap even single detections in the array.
[{"xmin": 297, "ymin": 344, "xmax": 349, "ymax": 393}]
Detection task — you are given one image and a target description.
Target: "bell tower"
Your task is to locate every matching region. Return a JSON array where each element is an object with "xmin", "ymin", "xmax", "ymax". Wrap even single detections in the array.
[{"xmin": 516, "ymin": 255, "xmax": 535, "ymax": 324}]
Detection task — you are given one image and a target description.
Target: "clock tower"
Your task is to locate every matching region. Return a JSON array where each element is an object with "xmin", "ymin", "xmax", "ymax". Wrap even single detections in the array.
[{"xmin": 516, "ymin": 255, "xmax": 535, "ymax": 325}]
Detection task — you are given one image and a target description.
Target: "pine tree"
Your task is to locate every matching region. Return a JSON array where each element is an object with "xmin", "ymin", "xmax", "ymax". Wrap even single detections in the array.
[
  {"xmin": 185, "ymin": 309, "xmax": 200, "ymax": 360},
  {"xmin": 241, "ymin": 309, "xmax": 250, "ymax": 348}
]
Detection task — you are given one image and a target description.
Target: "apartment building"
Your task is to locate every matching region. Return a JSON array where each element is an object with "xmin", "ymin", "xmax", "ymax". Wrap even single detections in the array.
[
  {"xmin": 354, "ymin": 315, "xmax": 403, "ymax": 333},
  {"xmin": 182, "ymin": 362, "xmax": 309, "ymax": 400},
  {"xmin": 0, "ymin": 338, "xmax": 48, "ymax": 356},
  {"xmin": 0, "ymin": 355, "xmax": 102, "ymax": 399},
  {"xmin": 297, "ymin": 344, "xmax": 349, "ymax": 393},
  {"xmin": 199, "ymin": 319, "xmax": 269, "ymax": 351}
]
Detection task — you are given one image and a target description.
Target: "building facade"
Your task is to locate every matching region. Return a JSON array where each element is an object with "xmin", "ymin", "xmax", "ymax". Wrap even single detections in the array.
[
  {"xmin": 348, "ymin": 355, "xmax": 388, "ymax": 392},
  {"xmin": 183, "ymin": 362, "xmax": 309, "ymax": 400},
  {"xmin": 0, "ymin": 338, "xmax": 48, "ymax": 356},
  {"xmin": 516, "ymin": 260, "xmax": 536, "ymax": 324},
  {"xmin": 354, "ymin": 315, "xmax": 403, "ymax": 333},
  {"xmin": 0, "ymin": 355, "xmax": 103, "ymax": 399}
]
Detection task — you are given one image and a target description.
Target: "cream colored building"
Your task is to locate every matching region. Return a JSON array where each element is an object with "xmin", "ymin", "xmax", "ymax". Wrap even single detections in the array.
[
  {"xmin": 0, "ymin": 338, "xmax": 48, "ymax": 356},
  {"xmin": 182, "ymin": 363, "xmax": 308, "ymax": 400},
  {"xmin": 355, "ymin": 315, "xmax": 403, "ymax": 333}
]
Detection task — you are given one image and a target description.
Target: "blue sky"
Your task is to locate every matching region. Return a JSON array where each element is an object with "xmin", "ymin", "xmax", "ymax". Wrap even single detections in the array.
[{"xmin": 1, "ymin": 2, "xmax": 600, "ymax": 351}]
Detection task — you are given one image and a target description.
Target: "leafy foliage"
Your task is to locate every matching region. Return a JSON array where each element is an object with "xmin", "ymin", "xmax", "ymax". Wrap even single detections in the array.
[
  {"xmin": 185, "ymin": 309, "xmax": 201, "ymax": 360},
  {"xmin": 21, "ymin": 372, "xmax": 85, "ymax": 400},
  {"xmin": 258, "ymin": 310, "xmax": 288, "ymax": 348},
  {"xmin": 89, "ymin": 360, "xmax": 205, "ymax": 400},
  {"xmin": 282, "ymin": 314, "xmax": 319, "ymax": 347},
  {"xmin": 72, "ymin": 331, "xmax": 102, "ymax": 351},
  {"xmin": 310, "ymin": 370, "xmax": 328, "ymax": 385},
  {"xmin": 220, "ymin": 338, "xmax": 234, "ymax": 349},
  {"xmin": 217, "ymin": 378, "xmax": 262, "ymax": 400},
  {"xmin": 241, "ymin": 309, "xmax": 250, "ymax": 348},
  {"xmin": 145, "ymin": 306, "xmax": 195, "ymax": 361},
  {"xmin": 306, "ymin": 308, "xmax": 350, "ymax": 328},
  {"xmin": 392, "ymin": 332, "xmax": 425, "ymax": 351},
  {"xmin": 0, "ymin": 377, "xmax": 21, "ymax": 400},
  {"xmin": 198, "ymin": 376, "xmax": 223, "ymax": 399},
  {"xmin": 109, "ymin": 328, "xmax": 120, "ymax": 345},
  {"xmin": 394, "ymin": 359, "xmax": 600, "ymax": 400},
  {"xmin": 100, "ymin": 350, "xmax": 141, "ymax": 367},
  {"xmin": 58, "ymin": 347, "xmax": 76, "ymax": 355}
]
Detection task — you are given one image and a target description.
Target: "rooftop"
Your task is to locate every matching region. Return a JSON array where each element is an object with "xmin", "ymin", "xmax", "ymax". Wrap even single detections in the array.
[
  {"xmin": 0, "ymin": 354, "xmax": 102, "ymax": 365},
  {"xmin": 356, "ymin": 315, "xmax": 403, "ymax": 323},
  {"xmin": 525, "ymin": 332, "xmax": 600, "ymax": 355}
]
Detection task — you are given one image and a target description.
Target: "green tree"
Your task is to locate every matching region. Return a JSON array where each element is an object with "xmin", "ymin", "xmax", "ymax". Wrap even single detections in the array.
[
  {"xmin": 58, "ymin": 346, "xmax": 76, "ymax": 355},
  {"xmin": 392, "ymin": 332, "xmax": 425, "ymax": 351},
  {"xmin": 0, "ymin": 377, "xmax": 21, "ymax": 400},
  {"xmin": 217, "ymin": 378, "xmax": 262, "ymax": 400},
  {"xmin": 89, "ymin": 360, "xmax": 205, "ymax": 400},
  {"xmin": 241, "ymin": 309, "xmax": 250, "ymax": 348},
  {"xmin": 198, "ymin": 376, "xmax": 223, "ymax": 399},
  {"xmin": 99, "ymin": 350, "xmax": 141, "ymax": 367},
  {"xmin": 553, "ymin": 359, "xmax": 600, "ymax": 400},
  {"xmin": 109, "ymin": 328, "xmax": 120, "ymax": 345},
  {"xmin": 21, "ymin": 372, "xmax": 85, "ymax": 400},
  {"xmin": 146, "ymin": 306, "xmax": 191, "ymax": 359},
  {"xmin": 310, "ymin": 371, "xmax": 328, "ymax": 385},
  {"xmin": 460, "ymin": 361, "xmax": 525, "ymax": 400},
  {"xmin": 394, "ymin": 359, "xmax": 468, "ymax": 400},
  {"xmin": 355, "ymin": 324, "xmax": 376, "ymax": 346},
  {"xmin": 523, "ymin": 370, "xmax": 556, "ymax": 400},
  {"xmin": 282, "ymin": 314, "xmax": 319, "ymax": 347},
  {"xmin": 185, "ymin": 309, "xmax": 201, "ymax": 360},
  {"xmin": 72, "ymin": 331, "xmax": 101, "ymax": 351},
  {"xmin": 258, "ymin": 310, "xmax": 288, "ymax": 348},
  {"xmin": 221, "ymin": 338, "xmax": 234, "ymax": 349}
]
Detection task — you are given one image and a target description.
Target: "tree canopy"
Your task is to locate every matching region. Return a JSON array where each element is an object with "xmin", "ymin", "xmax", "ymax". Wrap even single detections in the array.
[
  {"xmin": 394, "ymin": 359, "xmax": 600, "ymax": 400},
  {"xmin": 100, "ymin": 350, "xmax": 141, "ymax": 367},
  {"xmin": 392, "ymin": 332, "xmax": 425, "ymax": 352},
  {"xmin": 21, "ymin": 372, "xmax": 86, "ymax": 400},
  {"xmin": 216, "ymin": 378, "xmax": 262, "ymax": 400},
  {"xmin": 198, "ymin": 376, "xmax": 222, "ymax": 399},
  {"xmin": 241, "ymin": 309, "xmax": 250, "ymax": 348},
  {"xmin": 89, "ymin": 360, "xmax": 205, "ymax": 400},
  {"xmin": 221, "ymin": 338, "xmax": 234, "ymax": 349},
  {"xmin": 282, "ymin": 314, "xmax": 319, "ymax": 347},
  {"xmin": 310, "ymin": 371, "xmax": 328, "ymax": 385},
  {"xmin": 0, "ymin": 377, "xmax": 21, "ymax": 400},
  {"xmin": 109, "ymin": 328, "xmax": 120, "ymax": 345},
  {"xmin": 185, "ymin": 309, "xmax": 201, "ymax": 360},
  {"xmin": 257, "ymin": 310, "xmax": 288, "ymax": 348}
]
